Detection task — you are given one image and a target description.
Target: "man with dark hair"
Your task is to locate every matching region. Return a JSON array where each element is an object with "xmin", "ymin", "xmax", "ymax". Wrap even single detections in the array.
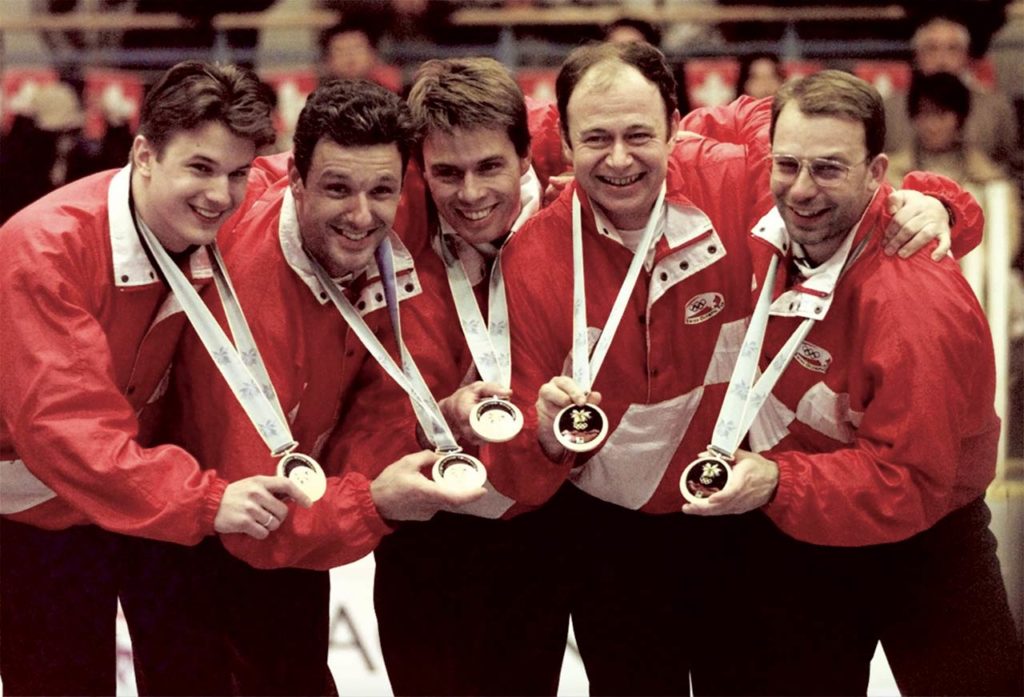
[
  {"xmin": 684, "ymin": 68, "xmax": 1021, "ymax": 697},
  {"xmin": 487, "ymin": 42, "xmax": 981, "ymax": 694},
  {"xmin": 318, "ymin": 12, "xmax": 402, "ymax": 93},
  {"xmin": 888, "ymin": 71, "xmax": 1009, "ymax": 186},
  {"xmin": 160, "ymin": 78, "xmax": 484, "ymax": 694},
  {"xmin": 326, "ymin": 57, "xmax": 569, "ymax": 696},
  {"xmin": 0, "ymin": 60, "xmax": 300, "ymax": 696},
  {"xmin": 885, "ymin": 13, "xmax": 1019, "ymax": 174}
]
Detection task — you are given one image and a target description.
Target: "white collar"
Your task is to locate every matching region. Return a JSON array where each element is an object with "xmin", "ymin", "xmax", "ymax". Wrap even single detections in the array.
[
  {"xmin": 434, "ymin": 164, "xmax": 543, "ymax": 285},
  {"xmin": 278, "ymin": 185, "xmax": 416, "ymax": 304},
  {"xmin": 107, "ymin": 165, "xmax": 212, "ymax": 287}
]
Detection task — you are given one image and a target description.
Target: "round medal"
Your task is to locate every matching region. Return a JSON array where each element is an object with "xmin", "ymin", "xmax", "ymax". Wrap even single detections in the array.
[
  {"xmin": 469, "ymin": 397, "xmax": 523, "ymax": 443},
  {"xmin": 679, "ymin": 452, "xmax": 733, "ymax": 504},
  {"xmin": 277, "ymin": 452, "xmax": 327, "ymax": 503},
  {"xmin": 432, "ymin": 450, "xmax": 488, "ymax": 492},
  {"xmin": 553, "ymin": 403, "xmax": 608, "ymax": 453}
]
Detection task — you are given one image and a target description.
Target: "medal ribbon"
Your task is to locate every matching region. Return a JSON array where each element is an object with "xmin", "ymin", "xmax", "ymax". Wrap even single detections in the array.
[
  {"xmin": 307, "ymin": 238, "xmax": 459, "ymax": 452},
  {"xmin": 570, "ymin": 184, "xmax": 667, "ymax": 392},
  {"xmin": 435, "ymin": 167, "xmax": 540, "ymax": 389},
  {"xmin": 437, "ymin": 227, "xmax": 511, "ymax": 388},
  {"xmin": 710, "ymin": 230, "xmax": 875, "ymax": 457},
  {"xmin": 130, "ymin": 208, "xmax": 297, "ymax": 456}
]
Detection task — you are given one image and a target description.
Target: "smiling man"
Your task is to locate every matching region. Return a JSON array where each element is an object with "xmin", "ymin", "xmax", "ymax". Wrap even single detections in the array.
[
  {"xmin": 159, "ymin": 78, "xmax": 485, "ymax": 694},
  {"xmin": 0, "ymin": 61, "xmax": 296, "ymax": 696},
  {"xmin": 681, "ymin": 69, "xmax": 1022, "ymax": 697},
  {"xmin": 483, "ymin": 41, "xmax": 984, "ymax": 695},
  {"xmin": 327, "ymin": 57, "xmax": 570, "ymax": 696}
]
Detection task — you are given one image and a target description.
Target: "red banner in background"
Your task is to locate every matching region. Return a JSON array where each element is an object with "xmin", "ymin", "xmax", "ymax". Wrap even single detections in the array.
[
  {"xmin": 1, "ymin": 68, "xmax": 59, "ymax": 132},
  {"xmin": 685, "ymin": 59, "xmax": 739, "ymax": 108},
  {"xmin": 260, "ymin": 68, "xmax": 317, "ymax": 139},
  {"xmin": 516, "ymin": 68, "xmax": 558, "ymax": 105},
  {"xmin": 83, "ymin": 69, "xmax": 143, "ymax": 140},
  {"xmin": 853, "ymin": 61, "xmax": 913, "ymax": 100}
]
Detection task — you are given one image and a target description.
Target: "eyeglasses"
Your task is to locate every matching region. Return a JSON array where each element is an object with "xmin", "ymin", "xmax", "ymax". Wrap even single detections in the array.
[{"xmin": 770, "ymin": 154, "xmax": 869, "ymax": 188}]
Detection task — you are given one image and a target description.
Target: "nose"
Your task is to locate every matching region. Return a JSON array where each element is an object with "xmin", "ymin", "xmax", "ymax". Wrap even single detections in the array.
[
  {"xmin": 205, "ymin": 174, "xmax": 232, "ymax": 208},
  {"xmin": 346, "ymin": 193, "xmax": 374, "ymax": 229},
  {"xmin": 458, "ymin": 172, "xmax": 485, "ymax": 204},
  {"xmin": 788, "ymin": 163, "xmax": 819, "ymax": 199},
  {"xmin": 606, "ymin": 138, "xmax": 633, "ymax": 169}
]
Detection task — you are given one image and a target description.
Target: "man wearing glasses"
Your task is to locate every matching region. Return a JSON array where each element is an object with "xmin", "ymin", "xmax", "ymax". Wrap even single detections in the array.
[{"xmin": 682, "ymin": 70, "xmax": 1022, "ymax": 696}]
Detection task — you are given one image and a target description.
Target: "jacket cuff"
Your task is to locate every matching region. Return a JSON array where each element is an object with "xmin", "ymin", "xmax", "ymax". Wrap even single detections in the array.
[
  {"xmin": 199, "ymin": 476, "xmax": 230, "ymax": 537},
  {"xmin": 355, "ymin": 472, "xmax": 395, "ymax": 536},
  {"xmin": 763, "ymin": 455, "xmax": 795, "ymax": 515}
]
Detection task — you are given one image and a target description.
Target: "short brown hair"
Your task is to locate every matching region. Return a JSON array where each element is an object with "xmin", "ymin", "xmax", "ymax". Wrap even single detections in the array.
[
  {"xmin": 770, "ymin": 69, "xmax": 886, "ymax": 158},
  {"xmin": 292, "ymin": 78, "xmax": 419, "ymax": 182},
  {"xmin": 407, "ymin": 57, "xmax": 530, "ymax": 160},
  {"xmin": 138, "ymin": 61, "xmax": 276, "ymax": 156},
  {"xmin": 555, "ymin": 41, "xmax": 677, "ymax": 146}
]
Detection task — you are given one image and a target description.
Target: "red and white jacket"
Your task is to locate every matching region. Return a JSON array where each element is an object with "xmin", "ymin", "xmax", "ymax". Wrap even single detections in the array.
[
  {"xmin": 748, "ymin": 177, "xmax": 993, "ymax": 546},
  {"xmin": 0, "ymin": 166, "xmax": 236, "ymax": 543},
  {"xmin": 484, "ymin": 98, "xmax": 982, "ymax": 517},
  {"xmin": 160, "ymin": 175, "xmax": 423, "ymax": 569}
]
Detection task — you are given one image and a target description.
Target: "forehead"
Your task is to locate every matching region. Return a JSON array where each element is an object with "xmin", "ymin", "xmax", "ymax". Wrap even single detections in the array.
[
  {"xmin": 422, "ymin": 126, "xmax": 517, "ymax": 167},
  {"xmin": 566, "ymin": 62, "xmax": 668, "ymax": 134},
  {"xmin": 309, "ymin": 139, "xmax": 402, "ymax": 178},
  {"xmin": 772, "ymin": 102, "xmax": 867, "ymax": 159},
  {"xmin": 159, "ymin": 121, "xmax": 255, "ymax": 167},
  {"xmin": 918, "ymin": 21, "xmax": 968, "ymax": 46}
]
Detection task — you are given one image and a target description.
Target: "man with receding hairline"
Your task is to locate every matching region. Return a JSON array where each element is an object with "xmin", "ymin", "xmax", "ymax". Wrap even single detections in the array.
[{"xmin": 686, "ymin": 68, "xmax": 1022, "ymax": 697}]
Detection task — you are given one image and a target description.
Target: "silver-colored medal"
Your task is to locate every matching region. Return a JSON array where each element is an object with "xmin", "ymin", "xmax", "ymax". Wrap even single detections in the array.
[
  {"xmin": 277, "ymin": 451, "xmax": 327, "ymax": 503},
  {"xmin": 432, "ymin": 449, "xmax": 488, "ymax": 492},
  {"xmin": 469, "ymin": 397, "xmax": 523, "ymax": 443}
]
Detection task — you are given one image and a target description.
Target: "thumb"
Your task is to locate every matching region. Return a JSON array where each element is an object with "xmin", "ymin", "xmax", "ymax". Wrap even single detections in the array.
[
  {"xmin": 403, "ymin": 449, "xmax": 442, "ymax": 473},
  {"xmin": 266, "ymin": 476, "xmax": 313, "ymax": 509}
]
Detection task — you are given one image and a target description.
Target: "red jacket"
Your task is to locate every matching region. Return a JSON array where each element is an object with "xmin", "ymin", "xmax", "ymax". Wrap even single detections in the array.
[
  {"xmin": 750, "ymin": 177, "xmax": 994, "ymax": 546},
  {"xmin": 159, "ymin": 172, "xmax": 423, "ymax": 564},
  {"xmin": 488, "ymin": 102, "xmax": 777, "ymax": 514},
  {"xmin": 0, "ymin": 167, "xmax": 233, "ymax": 542},
  {"xmin": 160, "ymin": 177, "xmax": 422, "ymax": 569}
]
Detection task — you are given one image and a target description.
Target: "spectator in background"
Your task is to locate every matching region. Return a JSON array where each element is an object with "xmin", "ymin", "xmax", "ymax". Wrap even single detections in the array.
[
  {"xmin": 318, "ymin": 12, "xmax": 403, "ymax": 93},
  {"xmin": 604, "ymin": 17, "xmax": 662, "ymax": 46},
  {"xmin": 888, "ymin": 71, "xmax": 1007, "ymax": 187},
  {"xmin": 604, "ymin": 17, "xmax": 691, "ymax": 115},
  {"xmin": 0, "ymin": 81, "xmax": 132, "ymax": 223},
  {"xmin": 884, "ymin": 13, "xmax": 1020, "ymax": 178},
  {"xmin": 737, "ymin": 52, "xmax": 785, "ymax": 99}
]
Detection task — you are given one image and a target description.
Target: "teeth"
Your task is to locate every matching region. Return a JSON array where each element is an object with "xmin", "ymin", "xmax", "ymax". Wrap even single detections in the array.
[
  {"xmin": 600, "ymin": 173, "xmax": 643, "ymax": 186},
  {"xmin": 332, "ymin": 225, "xmax": 371, "ymax": 242},
  {"xmin": 192, "ymin": 206, "xmax": 221, "ymax": 221},
  {"xmin": 460, "ymin": 205, "xmax": 497, "ymax": 221}
]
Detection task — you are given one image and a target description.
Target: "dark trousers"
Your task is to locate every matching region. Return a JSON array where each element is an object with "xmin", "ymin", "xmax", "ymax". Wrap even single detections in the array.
[
  {"xmin": 0, "ymin": 518, "xmax": 231, "ymax": 696},
  {"xmin": 731, "ymin": 498, "xmax": 1024, "ymax": 696},
  {"xmin": 374, "ymin": 506, "xmax": 569, "ymax": 696},
  {"xmin": 554, "ymin": 484, "xmax": 758, "ymax": 697},
  {"xmin": 195, "ymin": 537, "xmax": 336, "ymax": 696}
]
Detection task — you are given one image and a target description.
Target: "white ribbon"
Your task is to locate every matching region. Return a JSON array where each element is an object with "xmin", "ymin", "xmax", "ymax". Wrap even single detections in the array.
[
  {"xmin": 570, "ymin": 184, "xmax": 667, "ymax": 392},
  {"xmin": 132, "ymin": 207, "xmax": 297, "ymax": 456},
  {"xmin": 709, "ymin": 228, "xmax": 875, "ymax": 457},
  {"xmin": 307, "ymin": 238, "xmax": 459, "ymax": 451}
]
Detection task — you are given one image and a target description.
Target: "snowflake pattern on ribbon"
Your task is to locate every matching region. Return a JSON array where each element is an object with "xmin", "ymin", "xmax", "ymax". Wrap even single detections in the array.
[
  {"xmin": 729, "ymin": 378, "xmax": 751, "ymax": 399},
  {"xmin": 257, "ymin": 420, "xmax": 279, "ymax": 439},
  {"xmin": 715, "ymin": 419, "xmax": 737, "ymax": 440},
  {"xmin": 213, "ymin": 347, "xmax": 231, "ymax": 365},
  {"xmin": 242, "ymin": 348, "xmax": 259, "ymax": 367}
]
